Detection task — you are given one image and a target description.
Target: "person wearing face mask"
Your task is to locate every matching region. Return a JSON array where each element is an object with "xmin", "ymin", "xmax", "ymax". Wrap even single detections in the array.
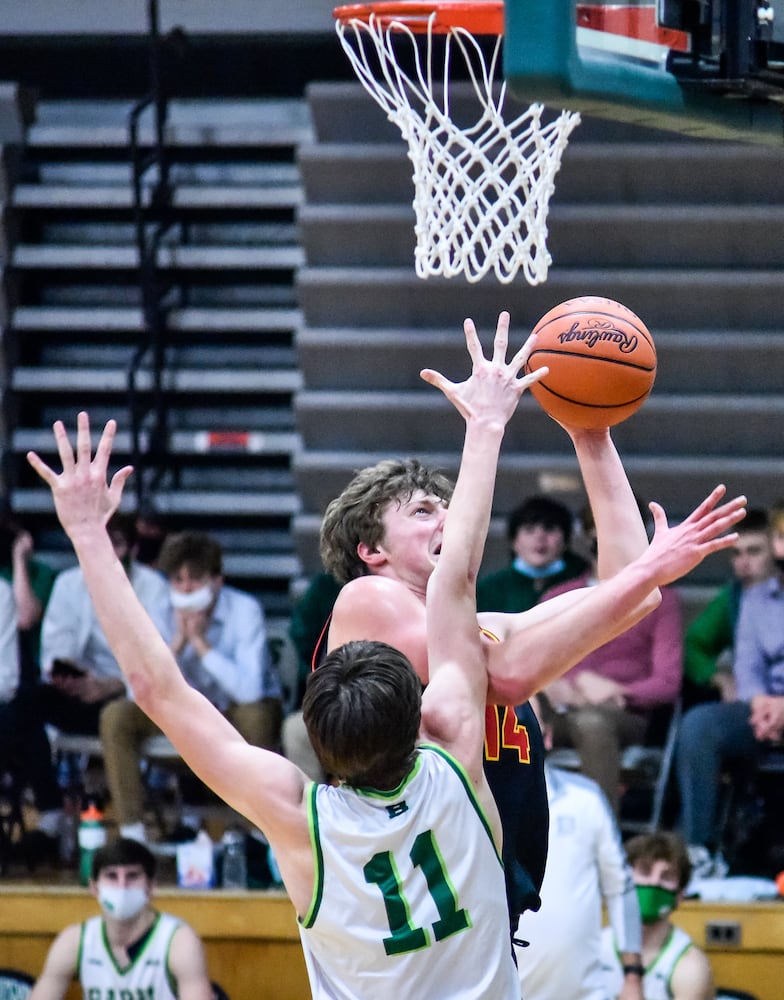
[
  {"xmin": 14, "ymin": 514, "xmax": 170, "ymax": 863},
  {"xmin": 28, "ymin": 838, "xmax": 213, "ymax": 1000},
  {"xmin": 600, "ymin": 832, "xmax": 714, "ymax": 1000},
  {"xmin": 477, "ymin": 495, "xmax": 589, "ymax": 614},
  {"xmin": 100, "ymin": 530, "xmax": 282, "ymax": 844},
  {"xmin": 677, "ymin": 502, "xmax": 784, "ymax": 879}
]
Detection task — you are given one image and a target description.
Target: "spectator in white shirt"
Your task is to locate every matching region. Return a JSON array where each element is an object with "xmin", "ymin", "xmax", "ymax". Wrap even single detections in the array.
[
  {"xmin": 40, "ymin": 512, "xmax": 169, "ymax": 735},
  {"xmin": 100, "ymin": 530, "xmax": 282, "ymax": 844},
  {"xmin": 0, "ymin": 578, "xmax": 19, "ymax": 704},
  {"xmin": 516, "ymin": 693, "xmax": 644, "ymax": 1000}
]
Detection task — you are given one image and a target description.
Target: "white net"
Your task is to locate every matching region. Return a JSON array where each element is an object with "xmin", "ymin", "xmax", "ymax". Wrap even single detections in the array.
[{"xmin": 335, "ymin": 9, "xmax": 581, "ymax": 284}]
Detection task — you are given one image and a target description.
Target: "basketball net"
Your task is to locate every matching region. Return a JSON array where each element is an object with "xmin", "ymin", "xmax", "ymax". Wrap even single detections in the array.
[{"xmin": 334, "ymin": 7, "xmax": 581, "ymax": 284}]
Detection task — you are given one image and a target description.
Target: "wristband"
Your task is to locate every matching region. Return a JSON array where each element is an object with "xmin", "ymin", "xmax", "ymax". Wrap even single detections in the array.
[{"xmin": 622, "ymin": 963, "xmax": 645, "ymax": 978}]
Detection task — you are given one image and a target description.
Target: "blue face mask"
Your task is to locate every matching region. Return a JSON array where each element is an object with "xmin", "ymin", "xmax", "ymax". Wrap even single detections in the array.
[{"xmin": 512, "ymin": 556, "xmax": 566, "ymax": 579}]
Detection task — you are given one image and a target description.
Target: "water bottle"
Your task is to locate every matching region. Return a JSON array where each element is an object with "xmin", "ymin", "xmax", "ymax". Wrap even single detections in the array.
[
  {"xmin": 57, "ymin": 756, "xmax": 80, "ymax": 865},
  {"xmin": 220, "ymin": 828, "xmax": 247, "ymax": 890},
  {"xmin": 78, "ymin": 802, "xmax": 107, "ymax": 886}
]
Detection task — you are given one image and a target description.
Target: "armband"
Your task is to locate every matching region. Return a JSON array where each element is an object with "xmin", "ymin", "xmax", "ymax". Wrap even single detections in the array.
[{"xmin": 622, "ymin": 963, "xmax": 645, "ymax": 978}]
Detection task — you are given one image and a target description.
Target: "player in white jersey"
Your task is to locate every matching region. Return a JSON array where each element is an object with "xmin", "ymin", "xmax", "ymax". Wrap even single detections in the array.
[
  {"xmin": 27, "ymin": 315, "xmax": 743, "ymax": 1000},
  {"xmin": 300, "ymin": 744, "xmax": 513, "ymax": 997},
  {"xmin": 29, "ymin": 839, "xmax": 212, "ymax": 1000},
  {"xmin": 600, "ymin": 832, "xmax": 715, "ymax": 1000}
]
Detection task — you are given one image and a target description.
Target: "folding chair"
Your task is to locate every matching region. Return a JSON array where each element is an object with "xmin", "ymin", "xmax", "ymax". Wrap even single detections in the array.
[{"xmin": 546, "ymin": 697, "xmax": 682, "ymax": 833}]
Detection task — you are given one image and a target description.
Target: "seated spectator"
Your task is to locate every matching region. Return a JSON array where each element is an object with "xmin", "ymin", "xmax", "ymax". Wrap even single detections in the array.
[
  {"xmin": 29, "ymin": 838, "xmax": 212, "ymax": 1000},
  {"xmin": 540, "ymin": 504, "xmax": 683, "ymax": 813},
  {"xmin": 683, "ymin": 508, "xmax": 773, "ymax": 709},
  {"xmin": 516, "ymin": 693, "xmax": 643, "ymax": 1000},
  {"xmin": 40, "ymin": 512, "xmax": 169, "ymax": 736},
  {"xmin": 100, "ymin": 530, "xmax": 282, "ymax": 843},
  {"xmin": 477, "ymin": 494, "xmax": 589, "ymax": 613},
  {"xmin": 280, "ymin": 571, "xmax": 342, "ymax": 783},
  {"xmin": 600, "ymin": 832, "xmax": 714, "ymax": 1000},
  {"xmin": 0, "ymin": 575, "xmax": 20, "ymax": 713},
  {"xmin": 0, "ymin": 515, "xmax": 64, "ymax": 862},
  {"xmin": 677, "ymin": 511, "xmax": 784, "ymax": 877},
  {"xmin": 133, "ymin": 500, "xmax": 170, "ymax": 569},
  {"xmin": 0, "ymin": 509, "xmax": 57, "ymax": 686}
]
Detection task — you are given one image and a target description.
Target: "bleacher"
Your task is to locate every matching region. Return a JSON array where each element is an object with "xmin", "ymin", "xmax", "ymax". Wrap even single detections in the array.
[
  {"xmin": 0, "ymin": 34, "xmax": 782, "ymax": 625},
  {"xmin": 1, "ymin": 93, "xmax": 311, "ymax": 623},
  {"xmin": 295, "ymin": 81, "xmax": 784, "ymax": 618}
]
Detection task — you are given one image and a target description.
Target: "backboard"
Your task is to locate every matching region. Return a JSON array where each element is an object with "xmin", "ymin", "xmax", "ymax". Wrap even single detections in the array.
[{"xmin": 504, "ymin": 1, "xmax": 784, "ymax": 144}]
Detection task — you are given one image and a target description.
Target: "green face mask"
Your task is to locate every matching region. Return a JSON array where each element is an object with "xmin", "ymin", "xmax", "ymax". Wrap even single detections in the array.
[{"xmin": 636, "ymin": 883, "xmax": 678, "ymax": 925}]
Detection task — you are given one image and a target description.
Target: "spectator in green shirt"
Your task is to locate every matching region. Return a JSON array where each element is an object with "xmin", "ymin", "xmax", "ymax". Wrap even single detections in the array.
[
  {"xmin": 477, "ymin": 495, "xmax": 588, "ymax": 614},
  {"xmin": 683, "ymin": 507, "xmax": 772, "ymax": 708}
]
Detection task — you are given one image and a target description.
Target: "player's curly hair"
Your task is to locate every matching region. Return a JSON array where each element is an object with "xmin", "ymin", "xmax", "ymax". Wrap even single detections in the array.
[
  {"xmin": 319, "ymin": 458, "xmax": 454, "ymax": 584},
  {"xmin": 303, "ymin": 640, "xmax": 422, "ymax": 789}
]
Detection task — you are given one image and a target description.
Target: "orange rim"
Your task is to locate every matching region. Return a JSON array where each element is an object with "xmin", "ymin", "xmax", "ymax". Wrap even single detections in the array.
[{"xmin": 333, "ymin": 1, "xmax": 504, "ymax": 35}]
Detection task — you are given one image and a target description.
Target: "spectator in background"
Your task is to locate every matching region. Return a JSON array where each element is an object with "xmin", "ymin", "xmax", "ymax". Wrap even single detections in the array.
[
  {"xmin": 677, "ymin": 509, "xmax": 784, "ymax": 877},
  {"xmin": 29, "ymin": 838, "xmax": 212, "ymax": 1000},
  {"xmin": 600, "ymin": 832, "xmax": 714, "ymax": 1000},
  {"xmin": 40, "ymin": 512, "xmax": 169, "ymax": 736},
  {"xmin": 683, "ymin": 508, "xmax": 773, "ymax": 709},
  {"xmin": 541, "ymin": 503, "xmax": 683, "ymax": 814},
  {"xmin": 477, "ymin": 494, "xmax": 589, "ymax": 613},
  {"xmin": 0, "ymin": 509, "xmax": 57, "ymax": 686},
  {"xmin": 516, "ymin": 693, "xmax": 644, "ymax": 1000},
  {"xmin": 133, "ymin": 500, "xmax": 170, "ymax": 570},
  {"xmin": 100, "ymin": 531, "xmax": 282, "ymax": 844},
  {"xmin": 280, "ymin": 571, "xmax": 341, "ymax": 783},
  {"xmin": 0, "ymin": 576, "xmax": 20, "ymax": 711},
  {"xmin": 0, "ymin": 524, "xmax": 63, "ymax": 864}
]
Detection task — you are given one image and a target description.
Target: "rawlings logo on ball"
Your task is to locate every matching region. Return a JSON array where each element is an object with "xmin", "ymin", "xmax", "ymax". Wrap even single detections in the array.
[
  {"xmin": 525, "ymin": 295, "xmax": 657, "ymax": 430},
  {"xmin": 558, "ymin": 320, "xmax": 638, "ymax": 353}
]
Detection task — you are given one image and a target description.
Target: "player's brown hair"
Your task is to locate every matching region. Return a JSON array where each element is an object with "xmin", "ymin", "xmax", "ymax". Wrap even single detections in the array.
[
  {"xmin": 158, "ymin": 530, "xmax": 223, "ymax": 579},
  {"xmin": 624, "ymin": 831, "xmax": 691, "ymax": 892},
  {"xmin": 303, "ymin": 639, "xmax": 422, "ymax": 789},
  {"xmin": 320, "ymin": 459, "xmax": 454, "ymax": 584}
]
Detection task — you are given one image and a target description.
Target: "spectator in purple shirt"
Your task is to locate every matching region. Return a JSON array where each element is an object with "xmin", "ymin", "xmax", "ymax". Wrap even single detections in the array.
[
  {"xmin": 676, "ymin": 508, "xmax": 784, "ymax": 879},
  {"xmin": 540, "ymin": 504, "xmax": 683, "ymax": 815}
]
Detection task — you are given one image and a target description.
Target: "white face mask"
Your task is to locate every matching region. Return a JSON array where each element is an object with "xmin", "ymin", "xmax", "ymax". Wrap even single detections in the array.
[
  {"xmin": 169, "ymin": 582, "xmax": 214, "ymax": 612},
  {"xmin": 97, "ymin": 885, "xmax": 149, "ymax": 921}
]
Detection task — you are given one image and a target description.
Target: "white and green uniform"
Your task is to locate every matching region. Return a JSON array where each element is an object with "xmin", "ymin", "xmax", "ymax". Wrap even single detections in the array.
[
  {"xmin": 299, "ymin": 745, "xmax": 519, "ymax": 1000},
  {"xmin": 78, "ymin": 912, "xmax": 182, "ymax": 1000},
  {"xmin": 600, "ymin": 924, "xmax": 694, "ymax": 1000}
]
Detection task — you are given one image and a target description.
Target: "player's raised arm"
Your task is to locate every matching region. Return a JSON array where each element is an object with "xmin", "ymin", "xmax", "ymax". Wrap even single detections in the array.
[
  {"xmin": 419, "ymin": 312, "xmax": 545, "ymax": 782},
  {"xmin": 26, "ymin": 414, "xmax": 309, "ymax": 866},
  {"xmin": 487, "ymin": 487, "xmax": 747, "ymax": 704}
]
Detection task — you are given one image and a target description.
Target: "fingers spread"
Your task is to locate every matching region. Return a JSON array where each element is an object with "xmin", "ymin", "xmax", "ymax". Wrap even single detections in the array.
[
  {"xmin": 53, "ymin": 420, "xmax": 75, "ymax": 473},
  {"xmin": 26, "ymin": 451, "xmax": 56, "ymax": 486},
  {"xmin": 491, "ymin": 311, "xmax": 510, "ymax": 364},
  {"xmin": 463, "ymin": 318, "xmax": 484, "ymax": 368}
]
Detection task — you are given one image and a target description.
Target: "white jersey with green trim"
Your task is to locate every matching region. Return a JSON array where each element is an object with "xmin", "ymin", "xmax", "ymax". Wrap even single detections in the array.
[
  {"xmin": 299, "ymin": 745, "xmax": 519, "ymax": 1000},
  {"xmin": 600, "ymin": 924, "xmax": 694, "ymax": 1000},
  {"xmin": 78, "ymin": 912, "xmax": 182, "ymax": 1000}
]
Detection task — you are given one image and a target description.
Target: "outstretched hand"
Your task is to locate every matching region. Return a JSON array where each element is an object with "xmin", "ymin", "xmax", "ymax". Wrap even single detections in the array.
[
  {"xmin": 420, "ymin": 311, "xmax": 548, "ymax": 431},
  {"xmin": 26, "ymin": 412, "xmax": 133, "ymax": 543},
  {"xmin": 643, "ymin": 485, "xmax": 747, "ymax": 587}
]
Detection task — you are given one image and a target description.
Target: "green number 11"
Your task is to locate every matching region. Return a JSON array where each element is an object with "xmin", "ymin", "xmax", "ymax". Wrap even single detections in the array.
[{"xmin": 363, "ymin": 830, "xmax": 471, "ymax": 956}]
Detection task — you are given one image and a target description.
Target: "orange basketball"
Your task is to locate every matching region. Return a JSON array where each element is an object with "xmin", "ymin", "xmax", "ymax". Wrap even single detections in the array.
[{"xmin": 524, "ymin": 296, "xmax": 657, "ymax": 429}]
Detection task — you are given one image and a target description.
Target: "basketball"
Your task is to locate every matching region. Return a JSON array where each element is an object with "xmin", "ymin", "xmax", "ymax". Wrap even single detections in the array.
[{"xmin": 524, "ymin": 296, "xmax": 657, "ymax": 429}]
